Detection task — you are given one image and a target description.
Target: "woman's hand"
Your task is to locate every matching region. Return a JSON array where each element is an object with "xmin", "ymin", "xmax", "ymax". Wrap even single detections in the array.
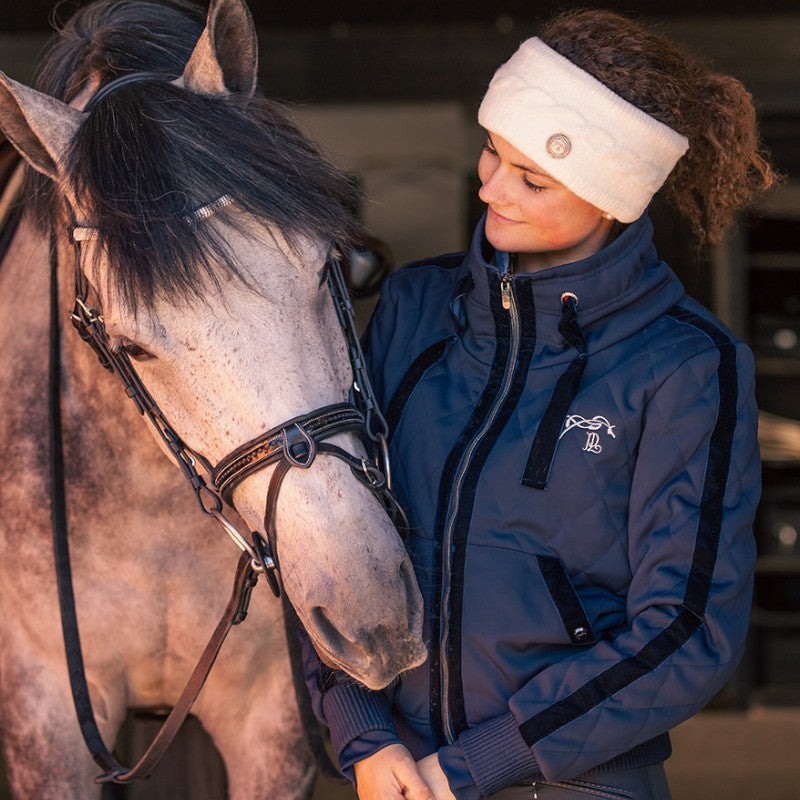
[
  {"xmin": 417, "ymin": 754, "xmax": 457, "ymax": 800},
  {"xmin": 354, "ymin": 743, "xmax": 434, "ymax": 800}
]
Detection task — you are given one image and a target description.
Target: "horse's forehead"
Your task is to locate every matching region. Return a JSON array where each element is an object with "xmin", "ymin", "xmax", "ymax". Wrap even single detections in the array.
[
  {"xmin": 82, "ymin": 216, "xmax": 328, "ymax": 331},
  {"xmin": 221, "ymin": 216, "xmax": 329, "ymax": 277}
]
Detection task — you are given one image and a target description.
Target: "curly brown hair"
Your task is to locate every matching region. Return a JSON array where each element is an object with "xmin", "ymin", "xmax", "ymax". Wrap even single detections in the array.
[{"xmin": 539, "ymin": 9, "xmax": 777, "ymax": 247}]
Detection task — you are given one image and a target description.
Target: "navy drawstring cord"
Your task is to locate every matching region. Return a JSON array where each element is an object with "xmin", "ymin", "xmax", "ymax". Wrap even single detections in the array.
[{"xmin": 521, "ymin": 292, "xmax": 587, "ymax": 489}]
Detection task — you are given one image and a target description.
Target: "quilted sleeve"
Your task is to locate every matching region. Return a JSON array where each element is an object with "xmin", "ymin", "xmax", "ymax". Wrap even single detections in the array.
[{"xmin": 297, "ymin": 614, "xmax": 400, "ymax": 774}]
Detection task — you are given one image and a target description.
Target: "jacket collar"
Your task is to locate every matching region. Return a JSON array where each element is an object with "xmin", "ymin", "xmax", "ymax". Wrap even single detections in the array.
[{"xmin": 462, "ymin": 213, "xmax": 686, "ymax": 353}]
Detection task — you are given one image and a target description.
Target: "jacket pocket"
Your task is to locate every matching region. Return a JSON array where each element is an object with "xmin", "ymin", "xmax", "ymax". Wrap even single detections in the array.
[{"xmin": 536, "ymin": 555, "xmax": 597, "ymax": 645}]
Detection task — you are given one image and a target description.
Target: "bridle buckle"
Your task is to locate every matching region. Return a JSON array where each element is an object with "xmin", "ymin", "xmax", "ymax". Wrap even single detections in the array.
[
  {"xmin": 251, "ymin": 532, "xmax": 280, "ymax": 597},
  {"xmin": 281, "ymin": 422, "xmax": 317, "ymax": 468}
]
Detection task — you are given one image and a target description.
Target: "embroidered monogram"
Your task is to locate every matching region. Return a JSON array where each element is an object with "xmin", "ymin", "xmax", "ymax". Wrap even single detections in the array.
[
  {"xmin": 560, "ymin": 414, "xmax": 616, "ymax": 454},
  {"xmin": 583, "ymin": 432, "xmax": 602, "ymax": 453}
]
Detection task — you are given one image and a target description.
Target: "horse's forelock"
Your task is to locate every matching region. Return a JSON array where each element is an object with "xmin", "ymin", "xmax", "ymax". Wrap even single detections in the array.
[
  {"xmin": 66, "ymin": 81, "xmax": 359, "ymax": 313},
  {"xmin": 25, "ymin": 0, "xmax": 362, "ymax": 312},
  {"xmin": 24, "ymin": 0, "xmax": 206, "ymax": 226}
]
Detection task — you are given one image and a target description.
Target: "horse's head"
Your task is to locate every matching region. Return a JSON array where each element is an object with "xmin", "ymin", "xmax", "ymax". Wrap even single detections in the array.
[{"xmin": 0, "ymin": 0, "xmax": 425, "ymax": 690}]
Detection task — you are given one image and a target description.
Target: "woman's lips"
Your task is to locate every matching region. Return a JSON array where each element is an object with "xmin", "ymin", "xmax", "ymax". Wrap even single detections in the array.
[{"xmin": 488, "ymin": 206, "xmax": 520, "ymax": 224}]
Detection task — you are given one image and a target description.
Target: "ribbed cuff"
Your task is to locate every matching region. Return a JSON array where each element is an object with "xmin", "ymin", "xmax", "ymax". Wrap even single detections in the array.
[
  {"xmin": 437, "ymin": 743, "xmax": 482, "ymax": 800},
  {"xmin": 459, "ymin": 712, "xmax": 539, "ymax": 796},
  {"xmin": 321, "ymin": 683, "xmax": 397, "ymax": 759}
]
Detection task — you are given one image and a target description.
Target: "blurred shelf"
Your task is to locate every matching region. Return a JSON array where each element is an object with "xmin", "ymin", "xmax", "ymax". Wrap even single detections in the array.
[
  {"xmin": 755, "ymin": 357, "xmax": 800, "ymax": 376},
  {"xmin": 751, "ymin": 608, "xmax": 800, "ymax": 627},
  {"xmin": 743, "ymin": 184, "xmax": 800, "ymax": 709},
  {"xmin": 750, "ymin": 253, "xmax": 800, "ymax": 269},
  {"xmin": 756, "ymin": 555, "xmax": 800, "ymax": 574}
]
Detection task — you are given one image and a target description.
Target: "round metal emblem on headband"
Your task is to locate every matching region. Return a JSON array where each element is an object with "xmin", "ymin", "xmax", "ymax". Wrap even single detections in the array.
[{"xmin": 546, "ymin": 133, "xmax": 572, "ymax": 159}]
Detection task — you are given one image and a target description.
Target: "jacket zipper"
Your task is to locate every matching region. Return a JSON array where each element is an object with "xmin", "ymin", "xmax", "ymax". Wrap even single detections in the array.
[{"xmin": 438, "ymin": 253, "xmax": 520, "ymax": 743}]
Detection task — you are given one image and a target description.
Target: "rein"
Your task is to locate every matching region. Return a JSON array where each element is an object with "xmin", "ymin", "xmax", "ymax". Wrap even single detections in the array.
[
  {"xmin": 51, "ymin": 76, "xmax": 397, "ymax": 784},
  {"xmin": 52, "ymin": 231, "xmax": 263, "ymax": 785}
]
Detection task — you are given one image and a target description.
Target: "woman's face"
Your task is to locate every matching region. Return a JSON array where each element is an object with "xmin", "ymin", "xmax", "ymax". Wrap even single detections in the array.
[{"xmin": 477, "ymin": 132, "xmax": 615, "ymax": 272}]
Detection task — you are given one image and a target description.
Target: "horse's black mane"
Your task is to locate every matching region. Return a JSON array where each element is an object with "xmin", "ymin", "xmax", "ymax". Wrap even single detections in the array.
[{"xmin": 29, "ymin": 0, "xmax": 360, "ymax": 311}]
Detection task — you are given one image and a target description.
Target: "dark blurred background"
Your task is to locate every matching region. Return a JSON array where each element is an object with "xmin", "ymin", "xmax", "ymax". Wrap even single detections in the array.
[{"xmin": 3, "ymin": 0, "xmax": 799, "ymax": 29}]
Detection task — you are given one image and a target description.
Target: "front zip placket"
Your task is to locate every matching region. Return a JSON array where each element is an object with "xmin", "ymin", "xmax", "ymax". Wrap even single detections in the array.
[{"xmin": 437, "ymin": 251, "xmax": 522, "ymax": 744}]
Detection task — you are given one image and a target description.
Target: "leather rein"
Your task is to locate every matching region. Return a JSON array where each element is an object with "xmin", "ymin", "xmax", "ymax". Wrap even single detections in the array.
[{"xmin": 50, "ymin": 73, "xmax": 400, "ymax": 786}]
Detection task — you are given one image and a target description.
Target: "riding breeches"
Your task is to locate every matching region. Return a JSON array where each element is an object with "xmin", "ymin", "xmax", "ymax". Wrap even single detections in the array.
[{"xmin": 488, "ymin": 763, "xmax": 672, "ymax": 800}]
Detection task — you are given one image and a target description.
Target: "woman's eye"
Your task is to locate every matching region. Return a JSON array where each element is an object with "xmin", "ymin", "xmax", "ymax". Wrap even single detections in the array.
[
  {"xmin": 111, "ymin": 338, "xmax": 154, "ymax": 362},
  {"xmin": 483, "ymin": 141, "xmax": 498, "ymax": 156},
  {"xmin": 522, "ymin": 175, "xmax": 546, "ymax": 192}
]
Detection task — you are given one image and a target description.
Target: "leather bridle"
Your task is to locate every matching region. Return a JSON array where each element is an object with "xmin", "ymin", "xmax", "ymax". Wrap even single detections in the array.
[
  {"xmin": 72, "ymin": 70, "xmax": 400, "ymax": 589},
  {"xmin": 69, "ymin": 207, "xmax": 400, "ymax": 596},
  {"xmin": 51, "ymin": 82, "xmax": 402, "ymax": 781}
]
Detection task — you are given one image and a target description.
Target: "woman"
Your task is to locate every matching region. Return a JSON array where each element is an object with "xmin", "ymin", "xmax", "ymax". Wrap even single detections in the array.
[{"xmin": 303, "ymin": 9, "xmax": 775, "ymax": 800}]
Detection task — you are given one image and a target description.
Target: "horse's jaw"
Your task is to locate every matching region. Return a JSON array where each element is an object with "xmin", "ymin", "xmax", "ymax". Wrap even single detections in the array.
[{"xmin": 232, "ymin": 461, "xmax": 427, "ymax": 688}]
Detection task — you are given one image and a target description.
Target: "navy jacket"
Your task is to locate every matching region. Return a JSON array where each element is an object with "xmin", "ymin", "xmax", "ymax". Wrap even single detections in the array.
[{"xmin": 306, "ymin": 215, "xmax": 759, "ymax": 798}]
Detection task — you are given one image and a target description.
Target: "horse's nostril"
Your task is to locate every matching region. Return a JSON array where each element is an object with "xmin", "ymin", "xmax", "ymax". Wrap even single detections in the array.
[{"xmin": 310, "ymin": 605, "xmax": 349, "ymax": 658}]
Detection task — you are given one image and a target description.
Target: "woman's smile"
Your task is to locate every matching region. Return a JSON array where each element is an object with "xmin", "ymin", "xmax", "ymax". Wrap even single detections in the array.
[{"xmin": 486, "ymin": 206, "xmax": 522, "ymax": 225}]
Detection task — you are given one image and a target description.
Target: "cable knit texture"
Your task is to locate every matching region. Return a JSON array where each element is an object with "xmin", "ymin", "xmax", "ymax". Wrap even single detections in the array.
[{"xmin": 478, "ymin": 38, "xmax": 688, "ymax": 222}]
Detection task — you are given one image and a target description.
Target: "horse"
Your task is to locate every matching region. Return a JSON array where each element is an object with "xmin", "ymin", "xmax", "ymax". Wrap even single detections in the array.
[{"xmin": 0, "ymin": 0, "xmax": 426, "ymax": 797}]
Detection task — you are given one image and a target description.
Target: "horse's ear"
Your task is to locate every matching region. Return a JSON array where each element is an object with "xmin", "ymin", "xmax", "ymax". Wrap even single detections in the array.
[
  {"xmin": 0, "ymin": 72, "xmax": 82, "ymax": 181},
  {"xmin": 179, "ymin": 0, "xmax": 258, "ymax": 98}
]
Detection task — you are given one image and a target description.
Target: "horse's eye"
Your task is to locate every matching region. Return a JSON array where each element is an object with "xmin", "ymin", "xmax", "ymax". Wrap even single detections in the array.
[{"xmin": 111, "ymin": 337, "xmax": 154, "ymax": 362}]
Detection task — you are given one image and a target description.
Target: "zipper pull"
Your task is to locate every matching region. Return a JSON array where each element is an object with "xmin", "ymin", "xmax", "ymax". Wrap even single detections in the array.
[
  {"xmin": 500, "ymin": 276, "xmax": 512, "ymax": 310},
  {"xmin": 497, "ymin": 251, "xmax": 514, "ymax": 311}
]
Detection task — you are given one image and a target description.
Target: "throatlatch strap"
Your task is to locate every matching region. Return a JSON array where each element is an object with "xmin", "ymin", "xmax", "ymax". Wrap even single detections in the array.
[{"xmin": 521, "ymin": 294, "xmax": 587, "ymax": 489}]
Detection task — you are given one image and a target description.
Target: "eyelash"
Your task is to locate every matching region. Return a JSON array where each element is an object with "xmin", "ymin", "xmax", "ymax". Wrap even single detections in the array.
[
  {"xmin": 110, "ymin": 337, "xmax": 154, "ymax": 362},
  {"xmin": 522, "ymin": 175, "xmax": 546, "ymax": 193},
  {"xmin": 483, "ymin": 142, "xmax": 546, "ymax": 192}
]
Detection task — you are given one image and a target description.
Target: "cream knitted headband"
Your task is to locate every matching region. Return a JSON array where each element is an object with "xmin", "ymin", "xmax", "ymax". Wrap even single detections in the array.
[{"xmin": 478, "ymin": 38, "xmax": 689, "ymax": 223}]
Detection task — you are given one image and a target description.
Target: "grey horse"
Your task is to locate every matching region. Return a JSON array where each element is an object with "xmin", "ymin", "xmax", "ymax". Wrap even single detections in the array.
[{"xmin": 0, "ymin": 0, "xmax": 424, "ymax": 796}]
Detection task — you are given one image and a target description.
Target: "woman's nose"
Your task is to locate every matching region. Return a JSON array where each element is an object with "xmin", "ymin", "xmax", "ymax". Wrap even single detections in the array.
[
  {"xmin": 478, "ymin": 160, "xmax": 509, "ymax": 206},
  {"xmin": 478, "ymin": 173, "xmax": 497, "ymax": 203},
  {"xmin": 479, "ymin": 171, "xmax": 501, "ymax": 204}
]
